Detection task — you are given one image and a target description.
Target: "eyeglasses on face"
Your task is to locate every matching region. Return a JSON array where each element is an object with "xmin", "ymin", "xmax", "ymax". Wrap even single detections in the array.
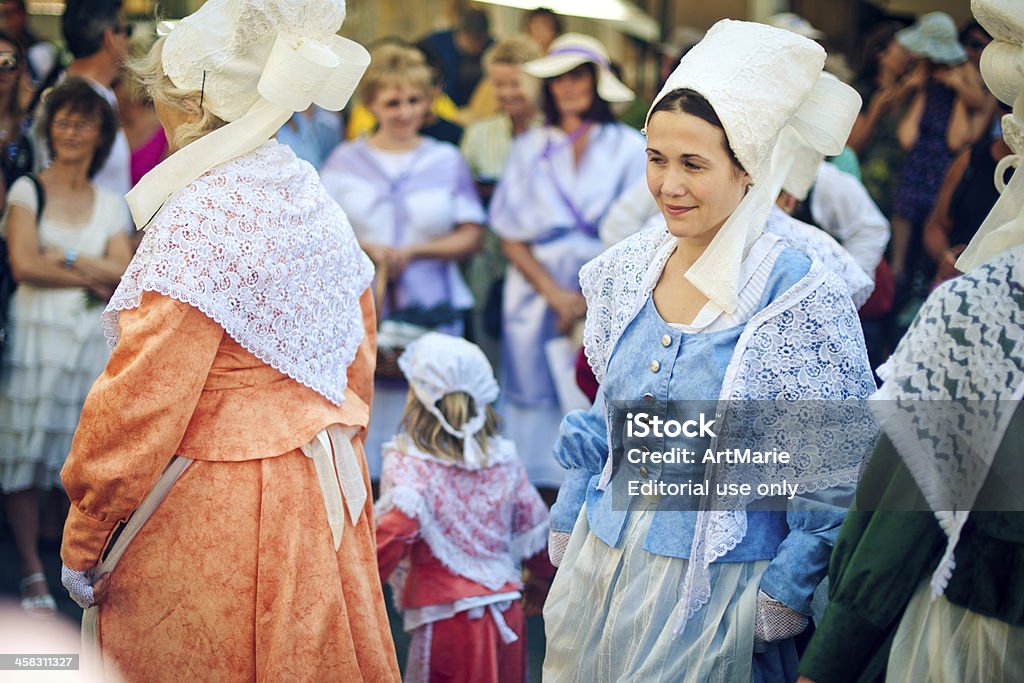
[
  {"xmin": 52, "ymin": 118, "xmax": 100, "ymax": 133},
  {"xmin": 0, "ymin": 51, "xmax": 18, "ymax": 73}
]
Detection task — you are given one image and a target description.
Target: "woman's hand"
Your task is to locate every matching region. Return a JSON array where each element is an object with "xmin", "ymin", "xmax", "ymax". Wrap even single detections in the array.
[
  {"xmin": 362, "ymin": 243, "xmax": 395, "ymax": 269},
  {"xmin": 42, "ymin": 246, "xmax": 66, "ymax": 267},
  {"xmin": 753, "ymin": 589, "xmax": 809, "ymax": 649},
  {"xmin": 548, "ymin": 529, "xmax": 571, "ymax": 567},
  {"xmin": 935, "ymin": 245, "xmax": 965, "ymax": 283},
  {"xmin": 547, "ymin": 288, "xmax": 586, "ymax": 335},
  {"xmin": 61, "ymin": 565, "xmax": 109, "ymax": 608},
  {"xmin": 387, "ymin": 246, "xmax": 414, "ymax": 278},
  {"xmin": 901, "ymin": 61, "xmax": 929, "ymax": 94}
]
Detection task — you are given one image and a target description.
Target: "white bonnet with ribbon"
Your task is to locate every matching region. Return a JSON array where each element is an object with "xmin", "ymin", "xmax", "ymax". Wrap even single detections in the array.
[
  {"xmin": 398, "ymin": 333, "xmax": 500, "ymax": 469},
  {"xmin": 644, "ymin": 21, "xmax": 859, "ymax": 313},
  {"xmin": 955, "ymin": 0, "xmax": 1024, "ymax": 273},
  {"xmin": 127, "ymin": 0, "xmax": 370, "ymax": 229}
]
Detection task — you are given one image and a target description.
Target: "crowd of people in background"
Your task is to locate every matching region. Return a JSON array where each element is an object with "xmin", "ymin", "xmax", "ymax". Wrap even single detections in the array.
[{"xmin": 0, "ymin": 1, "xmax": 1018, "ymax": 681}]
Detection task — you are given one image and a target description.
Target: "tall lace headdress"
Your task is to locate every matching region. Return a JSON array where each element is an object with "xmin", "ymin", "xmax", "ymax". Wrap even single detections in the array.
[
  {"xmin": 104, "ymin": 0, "xmax": 376, "ymax": 406},
  {"xmin": 127, "ymin": 0, "xmax": 370, "ymax": 229},
  {"xmin": 645, "ymin": 23, "xmax": 859, "ymax": 315}
]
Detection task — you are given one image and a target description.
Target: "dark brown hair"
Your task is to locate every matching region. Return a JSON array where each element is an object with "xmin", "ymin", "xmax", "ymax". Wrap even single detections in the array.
[
  {"xmin": 855, "ymin": 20, "xmax": 907, "ymax": 85},
  {"xmin": 541, "ymin": 62, "xmax": 615, "ymax": 126},
  {"xmin": 0, "ymin": 29, "xmax": 24, "ymax": 121},
  {"xmin": 39, "ymin": 76, "xmax": 117, "ymax": 178},
  {"xmin": 648, "ymin": 88, "xmax": 743, "ymax": 172}
]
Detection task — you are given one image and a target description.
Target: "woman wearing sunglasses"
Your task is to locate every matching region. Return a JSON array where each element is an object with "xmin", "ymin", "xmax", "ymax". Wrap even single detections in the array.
[{"xmin": 0, "ymin": 30, "xmax": 33, "ymax": 197}]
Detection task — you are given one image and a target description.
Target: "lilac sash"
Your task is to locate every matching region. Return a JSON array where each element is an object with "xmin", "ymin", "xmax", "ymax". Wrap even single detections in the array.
[
  {"xmin": 534, "ymin": 122, "xmax": 599, "ymax": 242},
  {"xmin": 344, "ymin": 140, "xmax": 477, "ymax": 314}
]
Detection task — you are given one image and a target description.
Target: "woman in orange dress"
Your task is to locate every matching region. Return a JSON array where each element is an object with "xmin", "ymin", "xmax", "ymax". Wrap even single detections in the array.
[{"xmin": 57, "ymin": 2, "xmax": 400, "ymax": 680}]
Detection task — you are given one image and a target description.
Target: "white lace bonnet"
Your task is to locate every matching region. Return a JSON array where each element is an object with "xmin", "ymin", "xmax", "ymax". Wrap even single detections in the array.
[
  {"xmin": 955, "ymin": 0, "xmax": 1024, "ymax": 273},
  {"xmin": 125, "ymin": 0, "xmax": 370, "ymax": 229},
  {"xmin": 645, "ymin": 20, "xmax": 860, "ymax": 313},
  {"xmin": 397, "ymin": 333, "xmax": 501, "ymax": 469},
  {"xmin": 523, "ymin": 32, "xmax": 635, "ymax": 103}
]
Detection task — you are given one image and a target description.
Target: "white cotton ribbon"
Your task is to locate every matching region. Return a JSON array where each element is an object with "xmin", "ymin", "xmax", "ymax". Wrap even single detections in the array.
[
  {"xmin": 682, "ymin": 72, "xmax": 860, "ymax": 314},
  {"xmin": 81, "ymin": 456, "xmax": 195, "ymax": 677},
  {"xmin": 396, "ymin": 333, "xmax": 501, "ymax": 470},
  {"xmin": 956, "ymin": 29, "xmax": 1024, "ymax": 272},
  {"xmin": 955, "ymin": 93, "xmax": 1024, "ymax": 274},
  {"xmin": 300, "ymin": 425, "xmax": 366, "ymax": 550},
  {"xmin": 409, "ymin": 380, "xmax": 491, "ymax": 469},
  {"xmin": 126, "ymin": 33, "xmax": 370, "ymax": 230}
]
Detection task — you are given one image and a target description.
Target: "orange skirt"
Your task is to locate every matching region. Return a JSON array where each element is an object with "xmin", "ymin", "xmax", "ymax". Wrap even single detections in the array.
[{"xmin": 96, "ymin": 448, "xmax": 400, "ymax": 682}]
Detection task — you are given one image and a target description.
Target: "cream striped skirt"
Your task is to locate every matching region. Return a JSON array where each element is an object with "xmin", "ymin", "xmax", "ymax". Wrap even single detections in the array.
[
  {"xmin": 543, "ymin": 499, "xmax": 798, "ymax": 682},
  {"xmin": 887, "ymin": 582, "xmax": 1024, "ymax": 682}
]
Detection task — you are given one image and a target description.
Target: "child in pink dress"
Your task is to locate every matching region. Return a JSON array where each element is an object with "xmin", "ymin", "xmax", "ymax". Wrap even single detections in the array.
[{"xmin": 375, "ymin": 333, "xmax": 552, "ymax": 682}]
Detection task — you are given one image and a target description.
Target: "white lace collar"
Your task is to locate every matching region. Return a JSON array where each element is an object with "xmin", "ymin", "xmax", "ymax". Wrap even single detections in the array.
[
  {"xmin": 871, "ymin": 246, "xmax": 1024, "ymax": 598},
  {"xmin": 105, "ymin": 141, "xmax": 374, "ymax": 406},
  {"xmin": 581, "ymin": 222, "xmax": 878, "ymax": 634}
]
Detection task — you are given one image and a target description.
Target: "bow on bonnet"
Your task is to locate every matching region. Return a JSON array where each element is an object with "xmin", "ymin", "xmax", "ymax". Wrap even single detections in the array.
[
  {"xmin": 397, "ymin": 333, "xmax": 501, "ymax": 470},
  {"xmin": 645, "ymin": 21, "xmax": 860, "ymax": 314},
  {"xmin": 127, "ymin": 0, "xmax": 370, "ymax": 229}
]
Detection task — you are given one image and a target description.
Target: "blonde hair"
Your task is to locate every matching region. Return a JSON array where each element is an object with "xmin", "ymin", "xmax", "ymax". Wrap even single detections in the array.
[
  {"xmin": 359, "ymin": 43, "xmax": 433, "ymax": 106},
  {"xmin": 483, "ymin": 34, "xmax": 543, "ymax": 72},
  {"xmin": 128, "ymin": 36, "xmax": 227, "ymax": 150},
  {"xmin": 399, "ymin": 390, "xmax": 501, "ymax": 464}
]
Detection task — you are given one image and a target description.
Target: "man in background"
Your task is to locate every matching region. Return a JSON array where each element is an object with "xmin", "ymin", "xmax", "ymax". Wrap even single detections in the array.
[{"xmin": 419, "ymin": 8, "xmax": 493, "ymax": 109}]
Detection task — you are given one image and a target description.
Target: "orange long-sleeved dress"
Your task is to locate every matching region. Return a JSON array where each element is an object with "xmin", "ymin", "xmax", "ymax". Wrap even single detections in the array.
[{"xmin": 60, "ymin": 289, "xmax": 400, "ymax": 682}]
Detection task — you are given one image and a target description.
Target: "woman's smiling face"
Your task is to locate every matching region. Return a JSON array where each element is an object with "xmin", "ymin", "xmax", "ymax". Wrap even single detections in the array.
[{"xmin": 645, "ymin": 109, "xmax": 749, "ymax": 246}]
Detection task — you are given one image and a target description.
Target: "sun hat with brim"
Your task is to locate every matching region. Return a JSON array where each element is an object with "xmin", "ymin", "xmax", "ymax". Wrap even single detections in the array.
[
  {"xmin": 522, "ymin": 32, "xmax": 634, "ymax": 103},
  {"xmin": 896, "ymin": 11, "xmax": 967, "ymax": 64},
  {"xmin": 767, "ymin": 13, "xmax": 824, "ymax": 40}
]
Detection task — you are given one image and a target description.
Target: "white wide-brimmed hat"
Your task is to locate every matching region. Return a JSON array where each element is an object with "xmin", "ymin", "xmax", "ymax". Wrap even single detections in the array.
[
  {"xmin": 127, "ymin": 0, "xmax": 370, "ymax": 229},
  {"xmin": 767, "ymin": 12, "xmax": 825, "ymax": 40},
  {"xmin": 523, "ymin": 32, "xmax": 634, "ymax": 103}
]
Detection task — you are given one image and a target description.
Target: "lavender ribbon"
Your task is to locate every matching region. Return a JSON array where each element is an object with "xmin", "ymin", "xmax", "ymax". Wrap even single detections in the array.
[
  {"xmin": 536, "ymin": 123, "xmax": 598, "ymax": 240},
  {"xmin": 348, "ymin": 140, "xmax": 475, "ymax": 246},
  {"xmin": 547, "ymin": 46, "xmax": 610, "ymax": 69}
]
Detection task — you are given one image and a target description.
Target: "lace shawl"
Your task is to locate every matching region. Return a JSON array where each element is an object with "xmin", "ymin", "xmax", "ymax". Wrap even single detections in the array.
[
  {"xmin": 765, "ymin": 208, "xmax": 874, "ymax": 309},
  {"xmin": 579, "ymin": 225, "xmax": 878, "ymax": 632},
  {"xmin": 104, "ymin": 142, "xmax": 374, "ymax": 406},
  {"xmin": 375, "ymin": 436, "xmax": 550, "ymax": 593},
  {"xmin": 871, "ymin": 246, "xmax": 1024, "ymax": 598}
]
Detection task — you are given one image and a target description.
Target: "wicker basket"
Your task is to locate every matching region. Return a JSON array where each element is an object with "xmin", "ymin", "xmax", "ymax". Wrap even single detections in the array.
[{"xmin": 373, "ymin": 262, "xmax": 406, "ymax": 379}]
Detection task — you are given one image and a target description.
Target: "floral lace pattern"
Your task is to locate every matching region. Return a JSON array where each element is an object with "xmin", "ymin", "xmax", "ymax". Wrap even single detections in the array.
[
  {"xmin": 766, "ymin": 209, "xmax": 874, "ymax": 309},
  {"xmin": 580, "ymin": 224, "xmax": 672, "ymax": 385},
  {"xmin": 375, "ymin": 436, "xmax": 550, "ymax": 593},
  {"xmin": 104, "ymin": 142, "xmax": 374, "ymax": 406},
  {"xmin": 871, "ymin": 247, "xmax": 1024, "ymax": 597},
  {"xmin": 579, "ymin": 225, "xmax": 877, "ymax": 631},
  {"xmin": 650, "ymin": 20, "xmax": 825, "ymax": 182},
  {"xmin": 679, "ymin": 262, "xmax": 878, "ymax": 630},
  {"xmin": 163, "ymin": 0, "xmax": 348, "ymax": 122}
]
